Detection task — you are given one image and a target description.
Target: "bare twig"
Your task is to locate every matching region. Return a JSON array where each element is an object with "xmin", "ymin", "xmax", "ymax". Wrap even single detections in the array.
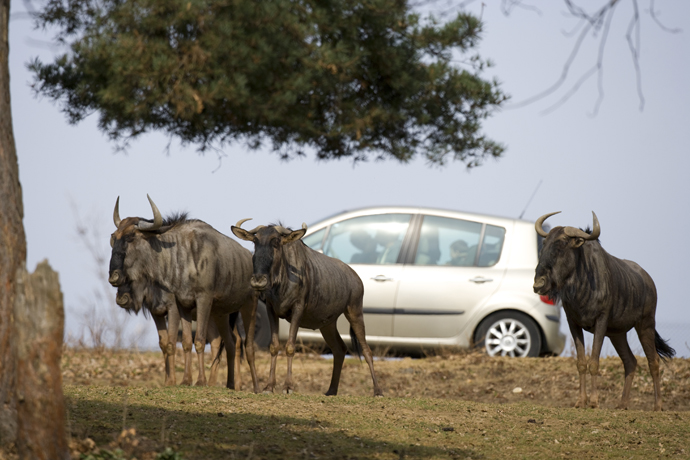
[
  {"xmin": 649, "ymin": 0, "xmax": 682, "ymax": 33},
  {"xmin": 70, "ymin": 198, "xmax": 134, "ymax": 349},
  {"xmin": 504, "ymin": 0, "xmax": 682, "ymax": 114},
  {"xmin": 626, "ymin": 0, "xmax": 645, "ymax": 111}
]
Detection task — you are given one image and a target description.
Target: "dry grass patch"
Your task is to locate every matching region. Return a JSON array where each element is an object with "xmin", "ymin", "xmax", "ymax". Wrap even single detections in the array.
[{"xmin": 32, "ymin": 347, "xmax": 690, "ymax": 459}]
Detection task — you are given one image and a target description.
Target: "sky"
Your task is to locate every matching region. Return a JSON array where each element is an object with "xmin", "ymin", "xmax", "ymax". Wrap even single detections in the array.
[{"xmin": 8, "ymin": 1, "xmax": 690, "ymax": 356}]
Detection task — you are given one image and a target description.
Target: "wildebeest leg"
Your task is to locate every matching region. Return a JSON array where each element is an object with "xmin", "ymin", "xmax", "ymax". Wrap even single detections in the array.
[
  {"xmin": 636, "ymin": 324, "xmax": 662, "ymax": 411},
  {"xmin": 319, "ymin": 321, "xmax": 347, "ymax": 396},
  {"xmin": 153, "ymin": 313, "xmax": 175, "ymax": 386},
  {"xmin": 566, "ymin": 316, "xmax": 588, "ymax": 408},
  {"xmin": 345, "ymin": 308, "xmax": 383, "ymax": 397},
  {"xmin": 207, "ymin": 320, "xmax": 222, "ymax": 387},
  {"xmin": 213, "ymin": 314, "xmax": 236, "ymax": 390},
  {"xmin": 609, "ymin": 332, "xmax": 637, "ymax": 410},
  {"xmin": 178, "ymin": 306, "xmax": 194, "ymax": 386},
  {"xmin": 240, "ymin": 299, "xmax": 260, "ymax": 393},
  {"xmin": 263, "ymin": 303, "xmax": 281, "ymax": 394},
  {"xmin": 587, "ymin": 320, "xmax": 608, "ymax": 409},
  {"xmin": 164, "ymin": 306, "xmax": 182, "ymax": 386},
  {"xmin": 232, "ymin": 324, "xmax": 242, "ymax": 391},
  {"xmin": 283, "ymin": 305, "xmax": 306, "ymax": 394},
  {"xmin": 193, "ymin": 295, "xmax": 214, "ymax": 386}
]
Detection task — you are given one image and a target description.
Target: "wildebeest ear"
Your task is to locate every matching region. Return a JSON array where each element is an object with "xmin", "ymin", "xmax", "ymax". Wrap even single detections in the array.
[
  {"xmin": 571, "ymin": 237, "xmax": 585, "ymax": 248},
  {"xmin": 231, "ymin": 226, "xmax": 255, "ymax": 242},
  {"xmin": 281, "ymin": 228, "xmax": 307, "ymax": 245}
]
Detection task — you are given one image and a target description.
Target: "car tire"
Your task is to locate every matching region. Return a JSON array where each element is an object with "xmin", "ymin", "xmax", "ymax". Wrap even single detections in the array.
[
  {"xmin": 236, "ymin": 300, "xmax": 272, "ymax": 350},
  {"xmin": 474, "ymin": 311, "xmax": 541, "ymax": 358}
]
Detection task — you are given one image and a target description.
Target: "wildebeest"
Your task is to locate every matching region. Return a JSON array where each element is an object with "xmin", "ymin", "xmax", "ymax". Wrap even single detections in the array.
[
  {"xmin": 231, "ymin": 219, "xmax": 383, "ymax": 397},
  {"xmin": 533, "ymin": 211, "xmax": 674, "ymax": 411},
  {"xmin": 109, "ymin": 195, "xmax": 260, "ymax": 391}
]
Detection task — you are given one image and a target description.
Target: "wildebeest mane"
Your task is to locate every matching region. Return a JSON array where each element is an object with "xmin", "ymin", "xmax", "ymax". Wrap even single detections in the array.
[
  {"xmin": 270, "ymin": 221, "xmax": 309, "ymax": 247},
  {"xmin": 137, "ymin": 212, "xmax": 203, "ymax": 231}
]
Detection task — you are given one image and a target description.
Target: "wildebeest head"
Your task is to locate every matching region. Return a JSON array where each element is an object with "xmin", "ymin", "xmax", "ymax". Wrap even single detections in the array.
[
  {"xmin": 114, "ymin": 280, "xmax": 168, "ymax": 316},
  {"xmin": 533, "ymin": 211, "xmax": 601, "ymax": 298},
  {"xmin": 231, "ymin": 219, "xmax": 307, "ymax": 291},
  {"xmin": 108, "ymin": 195, "xmax": 163, "ymax": 304}
]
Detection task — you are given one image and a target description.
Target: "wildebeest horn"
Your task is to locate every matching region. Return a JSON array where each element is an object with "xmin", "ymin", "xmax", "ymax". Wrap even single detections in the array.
[
  {"xmin": 275, "ymin": 225, "xmax": 292, "ymax": 235},
  {"xmin": 302, "ymin": 223, "xmax": 307, "ymax": 231},
  {"xmin": 235, "ymin": 218, "xmax": 265, "ymax": 234},
  {"xmin": 564, "ymin": 211, "xmax": 601, "ymax": 240},
  {"xmin": 113, "ymin": 196, "xmax": 122, "ymax": 228},
  {"xmin": 236, "ymin": 218, "xmax": 252, "ymax": 228},
  {"xmin": 535, "ymin": 211, "xmax": 560, "ymax": 237},
  {"xmin": 136, "ymin": 194, "xmax": 163, "ymax": 231}
]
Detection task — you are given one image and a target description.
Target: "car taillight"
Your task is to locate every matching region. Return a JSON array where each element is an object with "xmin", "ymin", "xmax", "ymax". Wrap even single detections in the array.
[{"xmin": 539, "ymin": 295, "xmax": 555, "ymax": 305}]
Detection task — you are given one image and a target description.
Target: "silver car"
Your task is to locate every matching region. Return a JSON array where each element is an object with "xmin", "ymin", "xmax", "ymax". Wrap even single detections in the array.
[{"xmin": 278, "ymin": 206, "xmax": 566, "ymax": 357}]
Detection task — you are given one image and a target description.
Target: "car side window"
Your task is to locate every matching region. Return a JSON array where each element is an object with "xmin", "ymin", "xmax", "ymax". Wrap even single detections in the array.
[
  {"xmin": 414, "ymin": 215, "xmax": 482, "ymax": 266},
  {"xmin": 322, "ymin": 214, "xmax": 412, "ymax": 265},
  {"xmin": 302, "ymin": 227, "xmax": 326, "ymax": 251},
  {"xmin": 477, "ymin": 224, "xmax": 505, "ymax": 267}
]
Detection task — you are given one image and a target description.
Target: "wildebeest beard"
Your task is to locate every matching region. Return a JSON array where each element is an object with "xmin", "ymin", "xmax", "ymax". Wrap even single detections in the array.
[{"xmin": 115, "ymin": 280, "xmax": 167, "ymax": 318}]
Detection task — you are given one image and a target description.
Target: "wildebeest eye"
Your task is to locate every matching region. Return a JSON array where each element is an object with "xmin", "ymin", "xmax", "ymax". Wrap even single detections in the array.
[{"xmin": 271, "ymin": 239, "xmax": 280, "ymax": 248}]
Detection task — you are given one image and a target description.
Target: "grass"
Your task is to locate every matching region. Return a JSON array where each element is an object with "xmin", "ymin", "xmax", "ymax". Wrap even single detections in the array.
[
  {"xmin": 4, "ymin": 347, "xmax": 688, "ymax": 459},
  {"xmin": 64, "ymin": 384, "xmax": 689, "ymax": 459}
]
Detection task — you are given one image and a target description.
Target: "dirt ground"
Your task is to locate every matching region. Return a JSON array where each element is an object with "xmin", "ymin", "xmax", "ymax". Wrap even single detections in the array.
[{"xmin": 61, "ymin": 346, "xmax": 690, "ymax": 412}]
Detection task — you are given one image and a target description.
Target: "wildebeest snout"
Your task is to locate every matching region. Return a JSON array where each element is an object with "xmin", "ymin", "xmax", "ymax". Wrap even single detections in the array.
[
  {"xmin": 533, "ymin": 276, "xmax": 547, "ymax": 294},
  {"xmin": 250, "ymin": 275, "xmax": 268, "ymax": 291},
  {"xmin": 116, "ymin": 290, "xmax": 131, "ymax": 306},
  {"xmin": 109, "ymin": 269, "xmax": 125, "ymax": 286}
]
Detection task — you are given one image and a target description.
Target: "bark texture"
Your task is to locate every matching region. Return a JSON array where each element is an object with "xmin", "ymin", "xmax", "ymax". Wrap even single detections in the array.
[
  {"xmin": 0, "ymin": 0, "xmax": 27, "ymax": 446},
  {"xmin": 14, "ymin": 261, "xmax": 70, "ymax": 460}
]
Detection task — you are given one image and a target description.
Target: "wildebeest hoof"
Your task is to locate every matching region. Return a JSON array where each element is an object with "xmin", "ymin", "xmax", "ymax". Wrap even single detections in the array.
[
  {"xmin": 374, "ymin": 392, "xmax": 384, "ymax": 398},
  {"xmin": 195, "ymin": 380, "xmax": 207, "ymax": 387},
  {"xmin": 180, "ymin": 380, "xmax": 192, "ymax": 386},
  {"xmin": 283, "ymin": 388, "xmax": 294, "ymax": 395}
]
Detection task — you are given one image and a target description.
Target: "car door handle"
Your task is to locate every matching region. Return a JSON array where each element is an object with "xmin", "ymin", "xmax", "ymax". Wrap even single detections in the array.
[
  {"xmin": 469, "ymin": 277, "xmax": 493, "ymax": 284},
  {"xmin": 371, "ymin": 275, "xmax": 393, "ymax": 282}
]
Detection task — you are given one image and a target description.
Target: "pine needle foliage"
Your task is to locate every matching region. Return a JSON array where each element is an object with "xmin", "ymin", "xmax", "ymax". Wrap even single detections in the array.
[{"xmin": 30, "ymin": 0, "xmax": 507, "ymax": 165}]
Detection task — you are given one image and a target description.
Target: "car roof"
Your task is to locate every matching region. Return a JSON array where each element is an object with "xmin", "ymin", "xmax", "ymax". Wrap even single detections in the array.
[{"xmin": 307, "ymin": 205, "xmax": 534, "ymax": 230}]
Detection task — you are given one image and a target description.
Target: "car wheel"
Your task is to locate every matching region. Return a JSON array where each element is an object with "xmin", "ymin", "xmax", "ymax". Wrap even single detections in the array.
[
  {"xmin": 236, "ymin": 300, "xmax": 272, "ymax": 350},
  {"xmin": 474, "ymin": 311, "xmax": 541, "ymax": 358}
]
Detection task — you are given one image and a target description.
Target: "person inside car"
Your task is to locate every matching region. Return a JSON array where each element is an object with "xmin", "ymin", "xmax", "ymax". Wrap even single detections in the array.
[{"xmin": 447, "ymin": 239, "xmax": 472, "ymax": 266}]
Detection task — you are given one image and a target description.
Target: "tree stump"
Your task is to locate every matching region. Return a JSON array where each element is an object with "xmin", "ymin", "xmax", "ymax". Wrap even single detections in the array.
[{"xmin": 13, "ymin": 260, "xmax": 69, "ymax": 460}]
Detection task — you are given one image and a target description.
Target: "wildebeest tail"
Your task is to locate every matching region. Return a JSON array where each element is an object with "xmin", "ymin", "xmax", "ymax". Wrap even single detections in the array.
[
  {"xmin": 213, "ymin": 338, "xmax": 224, "ymax": 367},
  {"xmin": 213, "ymin": 312, "xmax": 245, "ymax": 365},
  {"xmin": 655, "ymin": 330, "xmax": 676, "ymax": 361},
  {"xmin": 349, "ymin": 327, "xmax": 362, "ymax": 361},
  {"xmin": 229, "ymin": 311, "xmax": 245, "ymax": 361}
]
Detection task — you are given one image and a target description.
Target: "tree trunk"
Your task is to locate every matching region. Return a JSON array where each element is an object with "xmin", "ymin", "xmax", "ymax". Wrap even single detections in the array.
[
  {"xmin": 0, "ymin": 0, "xmax": 27, "ymax": 447},
  {"xmin": 14, "ymin": 261, "xmax": 70, "ymax": 460}
]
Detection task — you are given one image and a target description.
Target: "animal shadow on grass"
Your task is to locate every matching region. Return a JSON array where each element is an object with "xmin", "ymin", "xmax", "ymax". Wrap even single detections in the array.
[{"xmin": 66, "ymin": 396, "xmax": 461, "ymax": 459}]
